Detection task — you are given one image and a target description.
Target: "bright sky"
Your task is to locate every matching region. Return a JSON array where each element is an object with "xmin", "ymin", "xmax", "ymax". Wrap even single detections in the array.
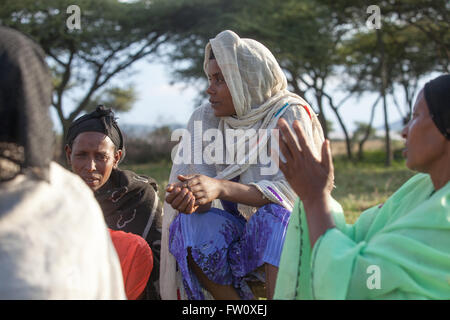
[
  {"xmin": 50, "ymin": 56, "xmax": 433, "ymax": 139},
  {"xmin": 47, "ymin": 0, "xmax": 438, "ymax": 140}
]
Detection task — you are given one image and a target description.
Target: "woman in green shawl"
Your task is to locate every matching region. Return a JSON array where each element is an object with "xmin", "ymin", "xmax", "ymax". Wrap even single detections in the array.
[{"xmin": 274, "ymin": 74, "xmax": 450, "ymax": 300}]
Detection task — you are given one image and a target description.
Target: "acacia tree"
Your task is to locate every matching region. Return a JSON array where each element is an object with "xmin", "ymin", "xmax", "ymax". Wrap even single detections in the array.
[
  {"xmin": 164, "ymin": 0, "xmax": 357, "ymax": 159},
  {"xmin": 341, "ymin": 22, "xmax": 441, "ymax": 164},
  {"xmin": 319, "ymin": 0, "xmax": 449, "ymax": 165},
  {"xmin": 0, "ymin": 0, "xmax": 196, "ymax": 161}
]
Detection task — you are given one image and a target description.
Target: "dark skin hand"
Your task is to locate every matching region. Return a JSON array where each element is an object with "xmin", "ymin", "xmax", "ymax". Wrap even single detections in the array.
[
  {"xmin": 165, "ymin": 181, "xmax": 200, "ymax": 214},
  {"xmin": 165, "ymin": 174, "xmax": 274, "ymax": 300},
  {"xmin": 165, "ymin": 174, "xmax": 270, "ymax": 214},
  {"xmin": 275, "ymin": 118, "xmax": 336, "ymax": 247}
]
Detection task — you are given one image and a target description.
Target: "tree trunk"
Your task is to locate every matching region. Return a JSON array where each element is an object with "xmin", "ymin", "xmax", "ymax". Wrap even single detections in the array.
[
  {"xmin": 323, "ymin": 93, "xmax": 353, "ymax": 160},
  {"xmin": 315, "ymin": 93, "xmax": 329, "ymax": 140},
  {"xmin": 377, "ymin": 28, "xmax": 392, "ymax": 167},
  {"xmin": 357, "ymin": 96, "xmax": 380, "ymax": 161}
]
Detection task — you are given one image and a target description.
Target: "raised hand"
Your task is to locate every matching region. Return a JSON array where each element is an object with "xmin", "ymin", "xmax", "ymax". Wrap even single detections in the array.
[
  {"xmin": 275, "ymin": 118, "xmax": 334, "ymax": 205},
  {"xmin": 275, "ymin": 118, "xmax": 336, "ymax": 247}
]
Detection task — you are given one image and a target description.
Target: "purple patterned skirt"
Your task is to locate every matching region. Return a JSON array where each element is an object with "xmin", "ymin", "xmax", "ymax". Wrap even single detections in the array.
[{"xmin": 168, "ymin": 201, "xmax": 291, "ymax": 299}]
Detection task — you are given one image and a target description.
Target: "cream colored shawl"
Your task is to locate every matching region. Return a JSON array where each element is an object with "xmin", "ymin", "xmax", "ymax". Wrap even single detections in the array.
[
  {"xmin": 160, "ymin": 30, "xmax": 324, "ymax": 299},
  {"xmin": 0, "ymin": 162, "xmax": 126, "ymax": 299}
]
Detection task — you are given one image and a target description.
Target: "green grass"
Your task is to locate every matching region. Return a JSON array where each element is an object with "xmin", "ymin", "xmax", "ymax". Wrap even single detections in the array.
[
  {"xmin": 123, "ymin": 160, "xmax": 172, "ymax": 199},
  {"xmin": 332, "ymin": 152, "xmax": 415, "ymax": 223},
  {"xmin": 122, "ymin": 150, "xmax": 416, "ymax": 299},
  {"xmin": 123, "ymin": 151, "xmax": 416, "ymax": 224}
]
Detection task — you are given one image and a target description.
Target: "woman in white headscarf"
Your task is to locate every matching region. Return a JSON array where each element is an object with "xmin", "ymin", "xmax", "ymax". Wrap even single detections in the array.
[{"xmin": 160, "ymin": 30, "xmax": 325, "ymax": 300}]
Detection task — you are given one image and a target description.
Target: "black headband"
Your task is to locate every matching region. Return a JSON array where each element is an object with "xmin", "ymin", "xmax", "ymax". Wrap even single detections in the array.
[
  {"xmin": 423, "ymin": 74, "xmax": 450, "ymax": 140},
  {"xmin": 66, "ymin": 105, "xmax": 124, "ymax": 150}
]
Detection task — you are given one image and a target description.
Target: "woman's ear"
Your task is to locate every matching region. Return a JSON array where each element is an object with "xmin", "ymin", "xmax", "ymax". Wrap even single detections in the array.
[
  {"xmin": 114, "ymin": 149, "xmax": 123, "ymax": 168},
  {"xmin": 64, "ymin": 144, "xmax": 72, "ymax": 166}
]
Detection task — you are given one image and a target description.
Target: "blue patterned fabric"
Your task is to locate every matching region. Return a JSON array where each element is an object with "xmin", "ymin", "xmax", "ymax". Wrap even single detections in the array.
[{"xmin": 168, "ymin": 202, "xmax": 291, "ymax": 300}]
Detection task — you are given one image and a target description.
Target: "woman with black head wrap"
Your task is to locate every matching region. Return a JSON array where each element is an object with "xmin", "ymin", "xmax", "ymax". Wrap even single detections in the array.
[
  {"xmin": 0, "ymin": 27, "xmax": 125, "ymax": 299},
  {"xmin": 65, "ymin": 106, "xmax": 163, "ymax": 300}
]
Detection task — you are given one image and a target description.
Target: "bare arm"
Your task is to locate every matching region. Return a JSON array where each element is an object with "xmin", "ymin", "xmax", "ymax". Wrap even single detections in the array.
[{"xmin": 218, "ymin": 179, "xmax": 271, "ymax": 207}]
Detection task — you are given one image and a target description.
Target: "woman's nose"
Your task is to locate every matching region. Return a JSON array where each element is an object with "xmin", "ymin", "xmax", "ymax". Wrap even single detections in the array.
[
  {"xmin": 206, "ymin": 83, "xmax": 214, "ymax": 96},
  {"xmin": 401, "ymin": 124, "xmax": 408, "ymax": 139},
  {"xmin": 86, "ymin": 159, "xmax": 96, "ymax": 172}
]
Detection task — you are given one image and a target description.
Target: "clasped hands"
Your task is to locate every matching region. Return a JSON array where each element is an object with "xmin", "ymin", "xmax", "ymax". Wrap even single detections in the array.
[
  {"xmin": 165, "ymin": 118, "xmax": 334, "ymax": 214},
  {"xmin": 165, "ymin": 174, "xmax": 222, "ymax": 214}
]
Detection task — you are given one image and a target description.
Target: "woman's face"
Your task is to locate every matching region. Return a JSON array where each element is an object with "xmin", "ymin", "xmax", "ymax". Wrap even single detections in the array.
[
  {"xmin": 206, "ymin": 59, "xmax": 236, "ymax": 117},
  {"xmin": 65, "ymin": 131, "xmax": 121, "ymax": 191},
  {"xmin": 401, "ymin": 89, "xmax": 447, "ymax": 173}
]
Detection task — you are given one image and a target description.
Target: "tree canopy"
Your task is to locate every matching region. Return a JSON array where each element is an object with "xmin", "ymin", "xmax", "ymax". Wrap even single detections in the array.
[{"xmin": 1, "ymin": 0, "xmax": 448, "ymax": 164}]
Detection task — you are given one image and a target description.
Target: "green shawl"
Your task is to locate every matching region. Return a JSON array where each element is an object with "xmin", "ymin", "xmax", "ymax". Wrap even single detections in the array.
[{"xmin": 274, "ymin": 173, "xmax": 450, "ymax": 300}]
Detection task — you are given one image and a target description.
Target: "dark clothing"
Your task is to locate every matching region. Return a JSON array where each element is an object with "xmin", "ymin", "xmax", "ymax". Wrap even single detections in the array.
[
  {"xmin": 95, "ymin": 168, "xmax": 162, "ymax": 299},
  {"xmin": 0, "ymin": 26, "xmax": 53, "ymax": 182}
]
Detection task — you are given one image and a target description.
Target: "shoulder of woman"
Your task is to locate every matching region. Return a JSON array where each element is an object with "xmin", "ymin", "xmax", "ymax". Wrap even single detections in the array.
[
  {"xmin": 114, "ymin": 168, "xmax": 159, "ymax": 193},
  {"xmin": 187, "ymin": 103, "xmax": 220, "ymax": 128},
  {"xmin": 280, "ymin": 103, "xmax": 312, "ymax": 123},
  {"xmin": 189, "ymin": 103, "xmax": 213, "ymax": 121}
]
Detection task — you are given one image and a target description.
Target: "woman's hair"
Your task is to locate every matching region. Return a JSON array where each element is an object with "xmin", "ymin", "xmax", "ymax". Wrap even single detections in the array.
[{"xmin": 209, "ymin": 49, "xmax": 215, "ymax": 60}]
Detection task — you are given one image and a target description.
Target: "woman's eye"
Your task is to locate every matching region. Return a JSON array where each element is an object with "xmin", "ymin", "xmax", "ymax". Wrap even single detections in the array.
[{"xmin": 96, "ymin": 154, "xmax": 108, "ymax": 161}]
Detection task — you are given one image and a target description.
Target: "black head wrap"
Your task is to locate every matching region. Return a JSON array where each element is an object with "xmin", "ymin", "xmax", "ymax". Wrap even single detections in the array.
[
  {"xmin": 0, "ymin": 27, "xmax": 53, "ymax": 182},
  {"xmin": 66, "ymin": 105, "xmax": 125, "ymax": 158},
  {"xmin": 424, "ymin": 74, "xmax": 450, "ymax": 140}
]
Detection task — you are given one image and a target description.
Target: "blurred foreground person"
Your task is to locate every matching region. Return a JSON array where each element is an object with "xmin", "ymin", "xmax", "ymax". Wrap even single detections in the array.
[
  {"xmin": 275, "ymin": 74, "xmax": 450, "ymax": 300},
  {"xmin": 65, "ymin": 106, "xmax": 162, "ymax": 299},
  {"xmin": 0, "ymin": 27, "xmax": 125, "ymax": 299}
]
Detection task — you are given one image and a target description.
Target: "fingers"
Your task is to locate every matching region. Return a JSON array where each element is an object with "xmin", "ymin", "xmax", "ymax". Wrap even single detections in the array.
[
  {"xmin": 278, "ymin": 132, "xmax": 293, "ymax": 164},
  {"xmin": 189, "ymin": 184, "xmax": 204, "ymax": 193},
  {"xmin": 271, "ymin": 146, "xmax": 287, "ymax": 175},
  {"xmin": 178, "ymin": 174, "xmax": 196, "ymax": 182},
  {"xmin": 194, "ymin": 197, "xmax": 209, "ymax": 206},
  {"xmin": 165, "ymin": 186, "xmax": 181, "ymax": 203},
  {"xmin": 321, "ymin": 139, "xmax": 334, "ymax": 175},
  {"xmin": 184, "ymin": 197, "xmax": 197, "ymax": 214},
  {"xmin": 191, "ymin": 190, "xmax": 205, "ymax": 200},
  {"xmin": 178, "ymin": 192, "xmax": 195, "ymax": 213},
  {"xmin": 167, "ymin": 181, "xmax": 185, "ymax": 192},
  {"xmin": 292, "ymin": 120, "xmax": 314, "ymax": 159},
  {"xmin": 171, "ymin": 188, "xmax": 192, "ymax": 210},
  {"xmin": 176, "ymin": 175, "xmax": 190, "ymax": 190},
  {"xmin": 177, "ymin": 174, "xmax": 204, "ymax": 191},
  {"xmin": 277, "ymin": 118, "xmax": 300, "ymax": 161}
]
